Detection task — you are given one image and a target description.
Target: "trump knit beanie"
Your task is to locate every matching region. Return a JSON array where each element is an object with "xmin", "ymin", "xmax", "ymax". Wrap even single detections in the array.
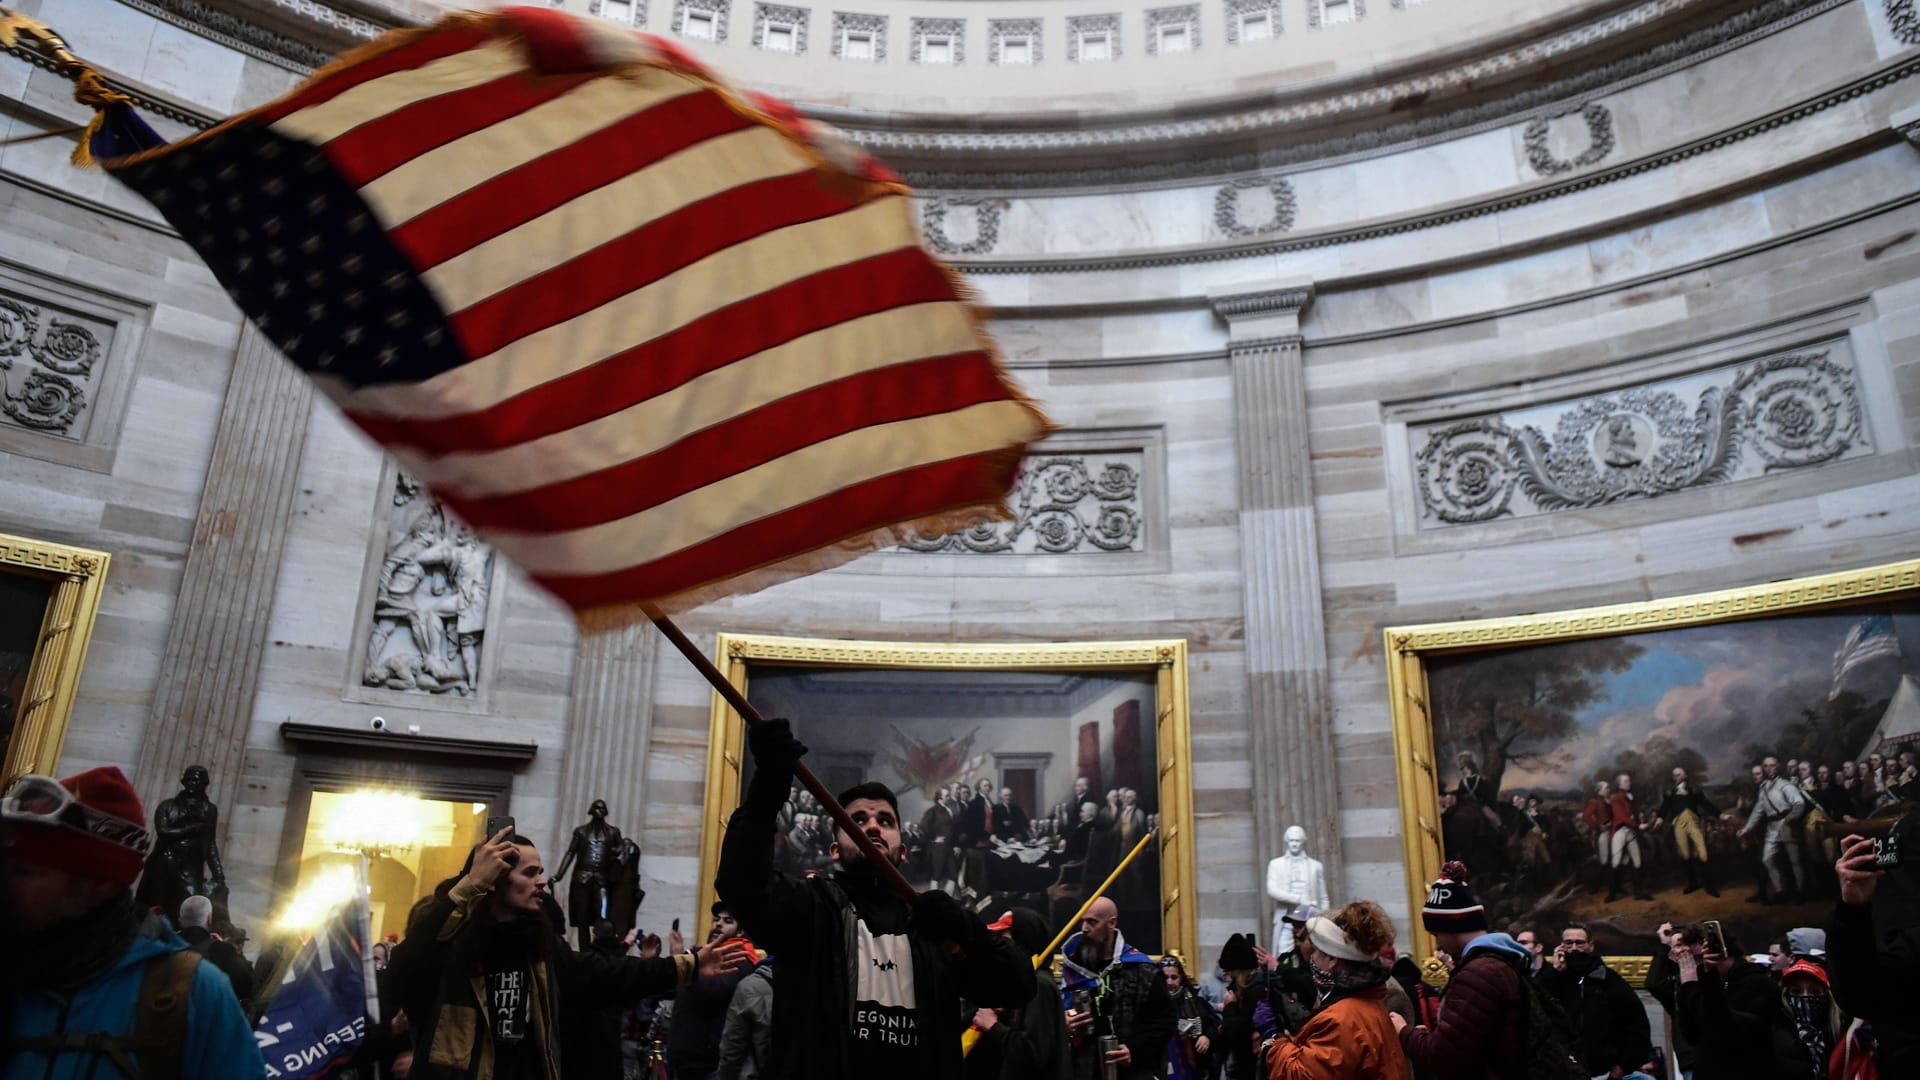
[{"xmin": 1421, "ymin": 860, "xmax": 1488, "ymax": 935}]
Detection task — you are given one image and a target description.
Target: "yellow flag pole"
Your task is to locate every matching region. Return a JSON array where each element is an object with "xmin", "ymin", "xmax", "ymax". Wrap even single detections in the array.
[{"xmin": 960, "ymin": 827, "xmax": 1159, "ymax": 1057}]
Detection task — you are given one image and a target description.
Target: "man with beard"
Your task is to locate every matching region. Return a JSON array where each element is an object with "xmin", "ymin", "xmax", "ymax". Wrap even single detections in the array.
[
  {"xmin": 716, "ymin": 720, "xmax": 1033, "ymax": 1078},
  {"xmin": 1060, "ymin": 897, "xmax": 1174, "ymax": 1080},
  {"xmin": 389, "ymin": 827, "xmax": 748, "ymax": 1079},
  {"xmin": 2, "ymin": 767, "xmax": 262, "ymax": 1079},
  {"xmin": 667, "ymin": 903, "xmax": 761, "ymax": 1080}
]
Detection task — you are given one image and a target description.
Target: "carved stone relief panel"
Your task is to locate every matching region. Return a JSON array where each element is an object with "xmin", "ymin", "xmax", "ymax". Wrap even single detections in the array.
[
  {"xmin": 1306, "ymin": 0, "xmax": 1363, "ymax": 29},
  {"xmin": 1410, "ymin": 344, "xmax": 1871, "ymax": 527},
  {"xmin": 359, "ymin": 473, "xmax": 499, "ymax": 699},
  {"xmin": 899, "ymin": 451, "xmax": 1146, "ymax": 554},
  {"xmin": 0, "ymin": 269, "xmax": 147, "ymax": 473},
  {"xmin": 1524, "ymin": 104, "xmax": 1616, "ymax": 176}
]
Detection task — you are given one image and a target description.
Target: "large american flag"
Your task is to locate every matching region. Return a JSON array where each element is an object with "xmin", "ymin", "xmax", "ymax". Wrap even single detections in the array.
[{"xmin": 95, "ymin": 7, "xmax": 1050, "ymax": 616}]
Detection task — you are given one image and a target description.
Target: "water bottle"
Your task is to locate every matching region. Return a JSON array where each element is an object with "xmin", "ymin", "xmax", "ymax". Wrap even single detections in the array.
[{"xmin": 1098, "ymin": 1023, "xmax": 1120, "ymax": 1080}]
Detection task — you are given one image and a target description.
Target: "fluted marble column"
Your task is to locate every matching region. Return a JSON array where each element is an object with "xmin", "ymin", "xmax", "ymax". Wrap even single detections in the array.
[
  {"xmin": 1208, "ymin": 279, "xmax": 1344, "ymax": 912},
  {"xmin": 135, "ymin": 324, "xmax": 313, "ymax": 817},
  {"xmin": 556, "ymin": 621, "xmax": 661, "ymax": 842}
]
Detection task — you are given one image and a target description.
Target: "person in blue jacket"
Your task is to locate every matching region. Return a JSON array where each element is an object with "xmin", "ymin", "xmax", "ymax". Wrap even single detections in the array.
[{"xmin": 2, "ymin": 766, "xmax": 264, "ymax": 1079}]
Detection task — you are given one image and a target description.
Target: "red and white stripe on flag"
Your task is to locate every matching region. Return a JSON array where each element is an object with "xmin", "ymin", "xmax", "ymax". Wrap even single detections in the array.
[{"xmin": 197, "ymin": 7, "xmax": 1051, "ymax": 618}]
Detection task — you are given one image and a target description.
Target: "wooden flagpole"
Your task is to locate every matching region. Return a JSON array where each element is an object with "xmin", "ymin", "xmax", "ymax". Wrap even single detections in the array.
[{"xmin": 646, "ymin": 610, "xmax": 920, "ymax": 905}]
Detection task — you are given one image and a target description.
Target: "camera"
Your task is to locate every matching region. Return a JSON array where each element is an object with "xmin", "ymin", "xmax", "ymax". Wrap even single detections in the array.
[
  {"xmin": 370, "ymin": 716, "xmax": 389, "ymax": 732},
  {"xmin": 1873, "ymin": 833, "xmax": 1903, "ymax": 870}
]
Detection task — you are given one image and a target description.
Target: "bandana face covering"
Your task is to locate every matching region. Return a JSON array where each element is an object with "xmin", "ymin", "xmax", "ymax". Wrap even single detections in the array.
[{"xmin": 1787, "ymin": 994, "xmax": 1832, "ymax": 1080}]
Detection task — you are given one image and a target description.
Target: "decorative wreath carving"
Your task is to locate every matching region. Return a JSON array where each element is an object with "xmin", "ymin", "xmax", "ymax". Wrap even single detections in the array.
[
  {"xmin": 1214, "ymin": 176, "xmax": 1298, "ymax": 238},
  {"xmin": 1522, "ymin": 103, "xmax": 1616, "ymax": 176}
]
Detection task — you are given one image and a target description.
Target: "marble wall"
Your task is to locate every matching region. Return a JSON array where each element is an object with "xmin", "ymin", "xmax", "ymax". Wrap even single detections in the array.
[{"xmin": 5, "ymin": 0, "xmax": 1920, "ymax": 963}]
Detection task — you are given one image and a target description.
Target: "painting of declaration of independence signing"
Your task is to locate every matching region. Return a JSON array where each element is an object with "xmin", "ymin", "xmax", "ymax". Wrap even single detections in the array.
[{"xmin": 743, "ymin": 667, "xmax": 1168, "ymax": 952}]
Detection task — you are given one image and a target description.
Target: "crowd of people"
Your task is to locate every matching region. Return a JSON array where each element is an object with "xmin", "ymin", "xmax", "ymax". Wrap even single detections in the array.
[{"xmin": 4, "ymin": 742, "xmax": 1914, "ymax": 1079}]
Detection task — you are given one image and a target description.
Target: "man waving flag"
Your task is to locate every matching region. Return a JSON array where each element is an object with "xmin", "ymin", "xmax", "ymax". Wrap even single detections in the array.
[{"xmin": 71, "ymin": 6, "xmax": 1050, "ymax": 617}]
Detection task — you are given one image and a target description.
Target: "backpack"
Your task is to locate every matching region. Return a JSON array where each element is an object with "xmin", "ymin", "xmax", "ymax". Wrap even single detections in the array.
[
  {"xmin": 1461, "ymin": 949, "xmax": 1585, "ymax": 1080},
  {"xmin": 5, "ymin": 949, "xmax": 201, "ymax": 1080}
]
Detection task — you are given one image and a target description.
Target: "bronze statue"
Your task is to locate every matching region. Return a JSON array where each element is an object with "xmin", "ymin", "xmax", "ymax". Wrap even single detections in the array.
[
  {"xmin": 135, "ymin": 765, "xmax": 228, "ymax": 919},
  {"xmin": 553, "ymin": 799, "xmax": 625, "ymax": 949}
]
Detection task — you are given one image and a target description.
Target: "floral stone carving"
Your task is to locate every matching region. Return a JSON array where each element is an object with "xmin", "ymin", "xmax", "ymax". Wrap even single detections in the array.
[
  {"xmin": 0, "ymin": 293, "xmax": 108, "ymax": 439},
  {"xmin": 1414, "ymin": 350, "xmax": 1866, "ymax": 525},
  {"xmin": 1523, "ymin": 104, "xmax": 1616, "ymax": 176},
  {"xmin": 900, "ymin": 454, "xmax": 1144, "ymax": 553},
  {"xmin": 363, "ymin": 473, "xmax": 496, "ymax": 695},
  {"xmin": 1215, "ymin": 176, "xmax": 1298, "ymax": 238}
]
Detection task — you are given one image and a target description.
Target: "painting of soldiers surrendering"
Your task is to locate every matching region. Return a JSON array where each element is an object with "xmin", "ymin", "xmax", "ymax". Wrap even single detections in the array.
[{"xmin": 1418, "ymin": 601, "xmax": 1919, "ymax": 959}]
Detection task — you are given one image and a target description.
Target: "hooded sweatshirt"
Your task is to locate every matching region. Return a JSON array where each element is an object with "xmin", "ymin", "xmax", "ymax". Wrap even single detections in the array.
[{"xmin": 1060, "ymin": 928, "xmax": 1176, "ymax": 1079}]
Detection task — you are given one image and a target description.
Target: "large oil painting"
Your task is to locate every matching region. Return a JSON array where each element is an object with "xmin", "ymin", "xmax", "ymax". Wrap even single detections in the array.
[
  {"xmin": 697, "ymin": 635, "xmax": 1198, "ymax": 962},
  {"xmin": 0, "ymin": 532, "xmax": 109, "ymax": 780},
  {"xmin": 1389, "ymin": 559, "xmax": 1920, "ymax": 975}
]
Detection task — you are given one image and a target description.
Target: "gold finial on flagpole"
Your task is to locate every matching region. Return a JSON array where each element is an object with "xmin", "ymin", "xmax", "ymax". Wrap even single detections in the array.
[{"xmin": 0, "ymin": 5, "xmax": 135, "ymax": 165}]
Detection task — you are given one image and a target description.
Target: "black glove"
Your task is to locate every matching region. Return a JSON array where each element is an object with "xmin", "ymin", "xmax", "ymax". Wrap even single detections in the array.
[
  {"xmin": 912, "ymin": 888, "xmax": 980, "ymax": 947},
  {"xmin": 747, "ymin": 717, "xmax": 808, "ymax": 770}
]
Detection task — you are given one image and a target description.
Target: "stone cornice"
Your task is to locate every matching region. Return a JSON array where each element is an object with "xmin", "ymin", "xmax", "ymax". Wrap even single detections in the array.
[
  {"xmin": 54, "ymin": 0, "xmax": 1836, "ymax": 188},
  {"xmin": 947, "ymin": 52, "xmax": 1920, "ymax": 274},
  {"xmin": 860, "ymin": 0, "xmax": 1839, "ymax": 187}
]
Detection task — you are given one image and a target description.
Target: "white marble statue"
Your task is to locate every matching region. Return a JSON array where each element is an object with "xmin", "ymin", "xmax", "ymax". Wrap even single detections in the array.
[{"xmin": 1266, "ymin": 824, "xmax": 1330, "ymax": 955}]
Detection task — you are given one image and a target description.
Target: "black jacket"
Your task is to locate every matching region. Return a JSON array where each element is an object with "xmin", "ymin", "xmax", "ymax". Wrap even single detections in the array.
[
  {"xmin": 1674, "ymin": 960, "xmax": 1811, "ymax": 1080},
  {"xmin": 1828, "ymin": 899, "xmax": 1920, "ymax": 1075},
  {"xmin": 666, "ymin": 954, "xmax": 753, "ymax": 1076},
  {"xmin": 179, "ymin": 926, "xmax": 255, "ymax": 1005},
  {"xmin": 716, "ymin": 768, "xmax": 1034, "ymax": 1080},
  {"xmin": 1537, "ymin": 961, "xmax": 1650, "ymax": 1073},
  {"xmin": 1060, "ymin": 934, "xmax": 1175, "ymax": 1080},
  {"xmin": 966, "ymin": 966, "xmax": 1074, "ymax": 1080},
  {"xmin": 387, "ymin": 879, "xmax": 691, "ymax": 1080}
]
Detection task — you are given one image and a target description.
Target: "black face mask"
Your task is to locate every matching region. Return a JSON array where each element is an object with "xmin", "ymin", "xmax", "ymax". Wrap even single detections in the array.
[{"xmin": 1564, "ymin": 951, "xmax": 1598, "ymax": 975}]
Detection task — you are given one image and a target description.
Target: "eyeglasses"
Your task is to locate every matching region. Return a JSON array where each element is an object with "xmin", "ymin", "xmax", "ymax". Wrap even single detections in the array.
[{"xmin": 1, "ymin": 774, "xmax": 152, "ymax": 856}]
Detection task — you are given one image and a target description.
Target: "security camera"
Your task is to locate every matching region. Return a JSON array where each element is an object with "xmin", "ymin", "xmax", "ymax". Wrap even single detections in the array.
[{"xmin": 370, "ymin": 716, "xmax": 389, "ymax": 732}]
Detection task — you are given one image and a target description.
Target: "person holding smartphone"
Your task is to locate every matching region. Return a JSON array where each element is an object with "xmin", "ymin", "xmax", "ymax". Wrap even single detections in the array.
[
  {"xmin": 388, "ymin": 826, "xmax": 750, "ymax": 1080},
  {"xmin": 1829, "ymin": 819, "xmax": 1919, "ymax": 1075},
  {"xmin": 1670, "ymin": 921, "xmax": 1810, "ymax": 1079}
]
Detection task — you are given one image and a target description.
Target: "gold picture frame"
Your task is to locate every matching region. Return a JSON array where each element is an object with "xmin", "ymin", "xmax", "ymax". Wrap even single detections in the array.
[
  {"xmin": 697, "ymin": 633, "xmax": 1199, "ymax": 965},
  {"xmin": 0, "ymin": 531, "xmax": 110, "ymax": 784},
  {"xmin": 1387, "ymin": 556, "xmax": 1920, "ymax": 985}
]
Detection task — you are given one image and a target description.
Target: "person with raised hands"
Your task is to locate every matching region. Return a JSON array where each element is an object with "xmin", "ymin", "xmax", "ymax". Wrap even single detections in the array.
[{"xmin": 388, "ymin": 825, "xmax": 749, "ymax": 1080}]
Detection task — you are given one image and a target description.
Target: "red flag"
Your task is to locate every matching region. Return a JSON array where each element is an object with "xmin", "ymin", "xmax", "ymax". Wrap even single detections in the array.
[{"xmin": 99, "ymin": 7, "xmax": 1051, "ymax": 618}]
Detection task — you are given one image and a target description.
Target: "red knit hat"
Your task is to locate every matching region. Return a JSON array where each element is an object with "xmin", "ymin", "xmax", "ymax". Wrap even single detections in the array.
[{"xmin": 4, "ymin": 767, "xmax": 150, "ymax": 887}]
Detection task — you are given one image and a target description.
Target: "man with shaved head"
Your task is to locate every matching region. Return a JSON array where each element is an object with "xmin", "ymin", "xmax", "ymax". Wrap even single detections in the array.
[{"xmin": 1060, "ymin": 896, "xmax": 1174, "ymax": 1079}]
